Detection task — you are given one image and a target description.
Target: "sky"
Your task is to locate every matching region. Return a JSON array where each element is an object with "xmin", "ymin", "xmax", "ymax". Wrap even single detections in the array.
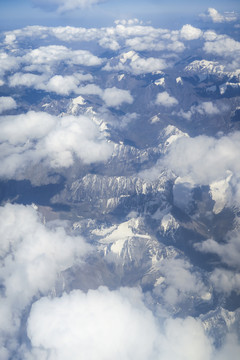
[{"xmin": 0, "ymin": 0, "xmax": 239, "ymax": 29}]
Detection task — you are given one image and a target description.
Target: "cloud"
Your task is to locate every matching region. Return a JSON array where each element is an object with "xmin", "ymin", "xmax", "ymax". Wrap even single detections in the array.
[
  {"xmin": 204, "ymin": 36, "xmax": 240, "ymax": 58},
  {"xmin": 25, "ymin": 286, "xmax": 214, "ymax": 360},
  {"xmin": 180, "ymin": 24, "xmax": 203, "ymax": 40},
  {"xmin": 195, "ymin": 229, "xmax": 240, "ymax": 269},
  {"xmin": 0, "ymin": 203, "xmax": 91, "ymax": 355},
  {"xmin": 210, "ymin": 268, "xmax": 240, "ymax": 295},
  {"xmin": 194, "ymin": 102, "xmax": 221, "ymax": 115},
  {"xmin": 0, "ymin": 51, "xmax": 20, "ymax": 77},
  {"xmin": 101, "ymin": 87, "xmax": 133, "ymax": 108},
  {"xmin": 125, "ymin": 36, "xmax": 185, "ymax": 53},
  {"xmin": 44, "ymin": 74, "xmax": 92, "ymax": 96},
  {"xmin": 32, "ymin": 0, "xmax": 104, "ymax": 13},
  {"xmin": 9, "ymin": 72, "xmax": 48, "ymax": 89},
  {"xmin": 23, "ymin": 45, "xmax": 102, "ymax": 67},
  {"xmin": 202, "ymin": 8, "xmax": 238, "ymax": 23},
  {"xmin": 153, "ymin": 258, "xmax": 210, "ymax": 306},
  {"xmin": 9, "ymin": 72, "xmax": 133, "ymax": 107},
  {"xmin": 0, "ymin": 111, "xmax": 113, "ymax": 180},
  {"xmin": 104, "ymin": 51, "xmax": 167, "ymax": 75},
  {"xmin": 0, "ymin": 97, "xmax": 17, "ymax": 114},
  {"xmin": 158, "ymin": 131, "xmax": 240, "ymax": 186},
  {"xmin": 98, "ymin": 37, "xmax": 120, "ymax": 51},
  {"xmin": 9, "ymin": 71, "xmax": 94, "ymax": 96},
  {"xmin": 178, "ymin": 101, "xmax": 222, "ymax": 120},
  {"xmin": 155, "ymin": 91, "xmax": 178, "ymax": 107}
]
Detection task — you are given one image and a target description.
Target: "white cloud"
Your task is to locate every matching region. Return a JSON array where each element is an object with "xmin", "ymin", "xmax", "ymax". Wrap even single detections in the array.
[
  {"xmin": 195, "ymin": 229, "xmax": 240, "ymax": 269},
  {"xmin": 9, "ymin": 71, "xmax": 95, "ymax": 95},
  {"xmin": 178, "ymin": 101, "xmax": 222, "ymax": 120},
  {"xmin": 155, "ymin": 91, "xmax": 178, "ymax": 107},
  {"xmin": 98, "ymin": 37, "xmax": 120, "ymax": 51},
  {"xmin": 125, "ymin": 36, "xmax": 185, "ymax": 53},
  {"xmin": 0, "ymin": 111, "xmax": 113, "ymax": 180},
  {"xmin": 0, "ymin": 203, "xmax": 91, "ymax": 354},
  {"xmin": 180, "ymin": 24, "xmax": 203, "ymax": 40},
  {"xmin": 210, "ymin": 268, "xmax": 240, "ymax": 295},
  {"xmin": 159, "ymin": 131, "xmax": 240, "ymax": 186},
  {"xmin": 153, "ymin": 258, "xmax": 209, "ymax": 306},
  {"xmin": 44, "ymin": 74, "xmax": 90, "ymax": 95},
  {"xmin": 104, "ymin": 51, "xmax": 167, "ymax": 75},
  {"xmin": 204, "ymin": 36, "xmax": 240, "ymax": 57},
  {"xmin": 23, "ymin": 45, "xmax": 102, "ymax": 67},
  {"xmin": 25, "ymin": 286, "xmax": 214, "ymax": 360},
  {"xmin": 203, "ymin": 8, "xmax": 237, "ymax": 23},
  {"xmin": 9, "ymin": 72, "xmax": 48, "ymax": 89},
  {"xmin": 194, "ymin": 102, "xmax": 220, "ymax": 115},
  {"xmin": 0, "ymin": 203, "xmax": 90, "ymax": 305},
  {"xmin": 8, "ymin": 70, "xmax": 133, "ymax": 107},
  {"xmin": 101, "ymin": 87, "xmax": 133, "ymax": 108},
  {"xmin": 0, "ymin": 51, "xmax": 20, "ymax": 77},
  {"xmin": 0, "ymin": 97, "xmax": 17, "ymax": 114}
]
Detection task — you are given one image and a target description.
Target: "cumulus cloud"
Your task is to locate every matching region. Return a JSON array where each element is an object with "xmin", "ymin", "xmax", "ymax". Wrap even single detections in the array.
[
  {"xmin": 158, "ymin": 131, "xmax": 240, "ymax": 186},
  {"xmin": 180, "ymin": 24, "xmax": 203, "ymax": 40},
  {"xmin": 195, "ymin": 229, "xmax": 240, "ymax": 269},
  {"xmin": 0, "ymin": 97, "xmax": 17, "ymax": 114},
  {"xmin": 6, "ymin": 45, "xmax": 103, "ymax": 96},
  {"xmin": 125, "ymin": 36, "xmax": 185, "ymax": 53},
  {"xmin": 98, "ymin": 37, "xmax": 120, "ymax": 51},
  {"xmin": 0, "ymin": 203, "xmax": 91, "ymax": 355},
  {"xmin": 210, "ymin": 268, "xmax": 240, "ymax": 295},
  {"xmin": 9, "ymin": 71, "xmax": 95, "ymax": 95},
  {"xmin": 104, "ymin": 51, "xmax": 167, "ymax": 75},
  {"xmin": 23, "ymin": 45, "xmax": 102, "ymax": 67},
  {"xmin": 143, "ymin": 130, "xmax": 240, "ymax": 219},
  {"xmin": 204, "ymin": 36, "xmax": 240, "ymax": 58},
  {"xmin": 101, "ymin": 87, "xmax": 133, "ymax": 108},
  {"xmin": 9, "ymin": 72, "xmax": 133, "ymax": 107},
  {"xmin": 153, "ymin": 258, "xmax": 210, "ymax": 306},
  {"xmin": 9, "ymin": 72, "xmax": 48, "ymax": 89},
  {"xmin": 155, "ymin": 91, "xmax": 178, "ymax": 107},
  {"xmin": 202, "ymin": 8, "xmax": 238, "ymax": 23},
  {"xmin": 0, "ymin": 51, "xmax": 20, "ymax": 77},
  {"xmin": 0, "ymin": 111, "xmax": 113, "ymax": 180},
  {"xmin": 24, "ymin": 286, "xmax": 215, "ymax": 360},
  {"xmin": 178, "ymin": 101, "xmax": 222, "ymax": 120}
]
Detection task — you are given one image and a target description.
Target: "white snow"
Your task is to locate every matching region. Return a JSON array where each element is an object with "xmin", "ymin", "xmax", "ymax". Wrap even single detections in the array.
[
  {"xmin": 210, "ymin": 171, "xmax": 232, "ymax": 214},
  {"xmin": 176, "ymin": 77, "xmax": 183, "ymax": 85},
  {"xmin": 72, "ymin": 95, "xmax": 86, "ymax": 106},
  {"xmin": 150, "ymin": 115, "xmax": 160, "ymax": 123},
  {"xmin": 118, "ymin": 74, "xmax": 125, "ymax": 81},
  {"xmin": 162, "ymin": 125, "xmax": 189, "ymax": 149},
  {"xmin": 201, "ymin": 292, "xmax": 212, "ymax": 301},
  {"xmin": 120, "ymin": 51, "xmax": 138, "ymax": 64},
  {"xmin": 154, "ymin": 78, "xmax": 165, "ymax": 86},
  {"xmin": 219, "ymin": 83, "xmax": 227, "ymax": 95},
  {"xmin": 96, "ymin": 218, "xmax": 151, "ymax": 257},
  {"xmin": 161, "ymin": 213, "xmax": 179, "ymax": 233},
  {"xmin": 155, "ymin": 276, "xmax": 165, "ymax": 286}
]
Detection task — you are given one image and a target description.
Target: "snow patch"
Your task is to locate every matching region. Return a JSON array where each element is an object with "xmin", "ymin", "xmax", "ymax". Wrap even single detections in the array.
[
  {"xmin": 150, "ymin": 115, "xmax": 160, "ymax": 124},
  {"xmin": 154, "ymin": 78, "xmax": 165, "ymax": 87},
  {"xmin": 161, "ymin": 213, "xmax": 179, "ymax": 233},
  {"xmin": 210, "ymin": 171, "xmax": 232, "ymax": 214},
  {"xmin": 176, "ymin": 77, "xmax": 183, "ymax": 85}
]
